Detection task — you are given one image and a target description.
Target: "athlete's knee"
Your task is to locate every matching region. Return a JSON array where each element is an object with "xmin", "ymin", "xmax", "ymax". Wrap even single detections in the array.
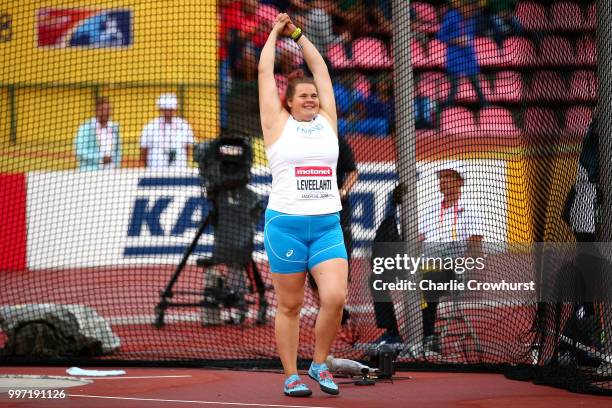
[
  {"xmin": 277, "ymin": 298, "xmax": 304, "ymax": 318},
  {"xmin": 320, "ymin": 291, "xmax": 346, "ymax": 312}
]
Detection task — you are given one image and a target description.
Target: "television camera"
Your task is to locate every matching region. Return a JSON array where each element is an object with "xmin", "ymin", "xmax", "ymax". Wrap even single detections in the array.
[{"xmin": 154, "ymin": 132, "xmax": 267, "ymax": 327}]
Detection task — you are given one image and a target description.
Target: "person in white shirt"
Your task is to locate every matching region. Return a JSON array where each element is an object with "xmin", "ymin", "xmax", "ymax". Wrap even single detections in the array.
[
  {"xmin": 418, "ymin": 161, "xmax": 484, "ymax": 353},
  {"xmin": 140, "ymin": 93, "xmax": 195, "ymax": 169},
  {"xmin": 75, "ymin": 97, "xmax": 122, "ymax": 171}
]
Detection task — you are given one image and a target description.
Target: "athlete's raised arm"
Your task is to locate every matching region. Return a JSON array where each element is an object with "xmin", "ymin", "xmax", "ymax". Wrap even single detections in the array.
[{"xmin": 258, "ymin": 14, "xmax": 291, "ymax": 145}]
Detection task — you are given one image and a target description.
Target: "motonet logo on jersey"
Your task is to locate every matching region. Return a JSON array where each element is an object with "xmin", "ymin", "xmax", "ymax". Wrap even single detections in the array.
[{"xmin": 295, "ymin": 166, "xmax": 333, "ymax": 177}]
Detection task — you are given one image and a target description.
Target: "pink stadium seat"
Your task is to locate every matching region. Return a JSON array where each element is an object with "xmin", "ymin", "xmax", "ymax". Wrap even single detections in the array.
[
  {"xmin": 412, "ymin": 2, "xmax": 440, "ymax": 33},
  {"xmin": 523, "ymin": 107, "xmax": 560, "ymax": 138},
  {"xmin": 327, "ymin": 43, "xmax": 352, "ymax": 69},
  {"xmin": 411, "ymin": 39, "xmax": 427, "ymax": 68},
  {"xmin": 353, "ymin": 37, "xmax": 392, "ymax": 69},
  {"xmin": 550, "ymin": 2, "xmax": 584, "ymax": 31},
  {"xmin": 456, "ymin": 77, "xmax": 478, "ymax": 104},
  {"xmin": 479, "ymin": 107, "xmax": 520, "ymax": 137},
  {"xmin": 474, "ymin": 37, "xmax": 503, "ymax": 67},
  {"xmin": 564, "ymin": 106, "xmax": 593, "ymax": 138},
  {"xmin": 538, "ymin": 36, "xmax": 575, "ymax": 67},
  {"xmin": 455, "ymin": 76, "xmax": 491, "ymax": 104},
  {"xmin": 585, "ymin": 2, "xmax": 596, "ymax": 31},
  {"xmin": 576, "ymin": 35, "xmax": 596, "ymax": 66},
  {"xmin": 426, "ymin": 38, "xmax": 447, "ymax": 68},
  {"xmin": 515, "ymin": 2, "xmax": 549, "ymax": 31},
  {"xmin": 491, "ymin": 71, "xmax": 523, "ymax": 103},
  {"xmin": 502, "ymin": 36, "xmax": 537, "ymax": 67},
  {"xmin": 568, "ymin": 70, "xmax": 597, "ymax": 102},
  {"xmin": 527, "ymin": 71, "xmax": 567, "ymax": 102},
  {"xmin": 416, "ymin": 71, "xmax": 451, "ymax": 102},
  {"xmin": 440, "ymin": 107, "xmax": 478, "ymax": 136}
]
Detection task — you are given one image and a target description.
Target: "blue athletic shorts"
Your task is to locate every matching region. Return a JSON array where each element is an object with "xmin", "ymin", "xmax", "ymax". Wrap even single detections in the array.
[{"xmin": 264, "ymin": 208, "xmax": 347, "ymax": 274}]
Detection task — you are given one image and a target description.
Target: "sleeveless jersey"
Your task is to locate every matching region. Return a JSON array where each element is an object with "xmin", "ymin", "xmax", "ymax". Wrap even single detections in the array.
[{"xmin": 265, "ymin": 114, "xmax": 342, "ymax": 215}]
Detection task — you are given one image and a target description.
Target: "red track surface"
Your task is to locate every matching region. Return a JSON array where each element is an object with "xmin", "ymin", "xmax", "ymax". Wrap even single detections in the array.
[
  {"xmin": 0, "ymin": 255, "xmax": 542, "ymax": 365},
  {"xmin": 1, "ymin": 260, "xmax": 537, "ymax": 363},
  {"xmin": 0, "ymin": 366, "xmax": 609, "ymax": 408}
]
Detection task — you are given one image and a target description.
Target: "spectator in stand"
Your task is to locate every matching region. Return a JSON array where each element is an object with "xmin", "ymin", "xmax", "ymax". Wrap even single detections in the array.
[
  {"xmin": 303, "ymin": 0, "xmax": 339, "ymax": 56},
  {"xmin": 219, "ymin": 0, "xmax": 260, "ymax": 80},
  {"xmin": 411, "ymin": 7, "xmax": 431, "ymax": 49},
  {"xmin": 363, "ymin": 0, "xmax": 392, "ymax": 39},
  {"xmin": 437, "ymin": 0, "xmax": 486, "ymax": 107},
  {"xmin": 333, "ymin": 74, "xmax": 357, "ymax": 117},
  {"xmin": 477, "ymin": 0, "xmax": 522, "ymax": 47},
  {"xmin": 140, "ymin": 93, "xmax": 195, "ymax": 169},
  {"xmin": 75, "ymin": 96, "xmax": 122, "ymax": 171}
]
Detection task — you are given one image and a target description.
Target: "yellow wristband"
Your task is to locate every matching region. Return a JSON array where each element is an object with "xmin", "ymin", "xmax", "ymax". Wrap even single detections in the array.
[{"xmin": 290, "ymin": 27, "xmax": 302, "ymax": 41}]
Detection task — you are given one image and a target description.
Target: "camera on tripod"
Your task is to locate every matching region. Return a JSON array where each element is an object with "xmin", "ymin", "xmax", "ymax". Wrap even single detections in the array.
[
  {"xmin": 154, "ymin": 132, "xmax": 268, "ymax": 328},
  {"xmin": 194, "ymin": 131, "xmax": 253, "ymax": 196}
]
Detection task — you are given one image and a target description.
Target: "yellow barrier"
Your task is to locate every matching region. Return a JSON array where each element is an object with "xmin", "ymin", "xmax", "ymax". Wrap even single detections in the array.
[{"xmin": 0, "ymin": 0, "xmax": 218, "ymax": 170}]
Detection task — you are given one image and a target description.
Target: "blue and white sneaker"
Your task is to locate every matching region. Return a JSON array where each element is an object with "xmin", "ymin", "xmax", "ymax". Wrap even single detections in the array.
[
  {"xmin": 283, "ymin": 374, "xmax": 312, "ymax": 397},
  {"xmin": 308, "ymin": 362, "xmax": 339, "ymax": 395}
]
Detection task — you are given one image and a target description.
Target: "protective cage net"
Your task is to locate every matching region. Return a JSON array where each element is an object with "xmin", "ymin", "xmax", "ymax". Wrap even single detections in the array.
[{"xmin": 0, "ymin": 0, "xmax": 610, "ymax": 396}]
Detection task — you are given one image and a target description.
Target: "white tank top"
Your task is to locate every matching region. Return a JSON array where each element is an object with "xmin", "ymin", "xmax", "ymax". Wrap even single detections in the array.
[{"xmin": 266, "ymin": 114, "xmax": 342, "ymax": 215}]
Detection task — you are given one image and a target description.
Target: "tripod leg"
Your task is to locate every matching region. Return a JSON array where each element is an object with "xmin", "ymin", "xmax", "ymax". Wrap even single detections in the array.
[
  {"xmin": 250, "ymin": 260, "xmax": 268, "ymax": 324},
  {"xmin": 154, "ymin": 211, "xmax": 213, "ymax": 327}
]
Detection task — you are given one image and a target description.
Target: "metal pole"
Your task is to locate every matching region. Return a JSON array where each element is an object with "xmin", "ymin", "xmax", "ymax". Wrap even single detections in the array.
[
  {"xmin": 392, "ymin": 0, "xmax": 421, "ymax": 345},
  {"xmin": 8, "ymin": 84, "xmax": 16, "ymax": 144},
  {"xmin": 596, "ymin": 0, "xmax": 612, "ymax": 355},
  {"xmin": 597, "ymin": 1, "xmax": 612, "ymax": 240}
]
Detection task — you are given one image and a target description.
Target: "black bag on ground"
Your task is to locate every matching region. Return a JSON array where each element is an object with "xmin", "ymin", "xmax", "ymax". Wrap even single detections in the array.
[{"xmin": 2, "ymin": 315, "xmax": 103, "ymax": 359}]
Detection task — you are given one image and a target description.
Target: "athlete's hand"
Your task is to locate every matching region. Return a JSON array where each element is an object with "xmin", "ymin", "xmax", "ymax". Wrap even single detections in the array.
[
  {"xmin": 273, "ymin": 13, "xmax": 291, "ymax": 35},
  {"xmin": 281, "ymin": 19, "xmax": 298, "ymax": 38}
]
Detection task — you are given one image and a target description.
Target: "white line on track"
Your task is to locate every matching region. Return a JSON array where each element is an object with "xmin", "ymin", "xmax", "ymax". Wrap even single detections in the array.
[
  {"xmin": 79, "ymin": 375, "xmax": 193, "ymax": 380},
  {"xmin": 68, "ymin": 394, "xmax": 335, "ymax": 408}
]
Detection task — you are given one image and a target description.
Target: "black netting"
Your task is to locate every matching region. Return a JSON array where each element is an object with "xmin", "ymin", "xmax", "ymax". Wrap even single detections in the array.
[{"xmin": 0, "ymin": 0, "xmax": 609, "ymax": 396}]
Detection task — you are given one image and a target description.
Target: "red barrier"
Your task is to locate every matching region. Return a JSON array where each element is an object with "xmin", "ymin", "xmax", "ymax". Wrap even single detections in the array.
[{"xmin": 0, "ymin": 173, "xmax": 27, "ymax": 271}]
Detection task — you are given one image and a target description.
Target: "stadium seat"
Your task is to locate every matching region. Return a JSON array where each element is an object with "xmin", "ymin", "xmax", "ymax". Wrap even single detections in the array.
[
  {"xmin": 474, "ymin": 37, "xmax": 503, "ymax": 67},
  {"xmin": 327, "ymin": 43, "xmax": 353, "ymax": 69},
  {"xmin": 526, "ymin": 71, "xmax": 567, "ymax": 102},
  {"xmin": 564, "ymin": 106, "xmax": 593, "ymax": 138},
  {"xmin": 491, "ymin": 71, "xmax": 523, "ymax": 103},
  {"xmin": 550, "ymin": 2, "xmax": 584, "ymax": 31},
  {"xmin": 576, "ymin": 35, "xmax": 596, "ymax": 66},
  {"xmin": 568, "ymin": 70, "xmax": 597, "ymax": 102},
  {"xmin": 416, "ymin": 71, "xmax": 451, "ymax": 102},
  {"xmin": 411, "ymin": 39, "xmax": 427, "ymax": 68},
  {"xmin": 412, "ymin": 2, "xmax": 440, "ymax": 33},
  {"xmin": 502, "ymin": 36, "xmax": 537, "ymax": 67},
  {"xmin": 426, "ymin": 38, "xmax": 447, "ymax": 68},
  {"xmin": 440, "ymin": 107, "xmax": 478, "ymax": 135},
  {"xmin": 479, "ymin": 107, "xmax": 520, "ymax": 137},
  {"xmin": 455, "ymin": 77, "xmax": 482, "ymax": 104},
  {"xmin": 585, "ymin": 2, "xmax": 596, "ymax": 31},
  {"xmin": 538, "ymin": 36, "xmax": 575, "ymax": 67},
  {"xmin": 353, "ymin": 37, "xmax": 392, "ymax": 69},
  {"xmin": 523, "ymin": 107, "xmax": 560, "ymax": 138},
  {"xmin": 515, "ymin": 2, "xmax": 549, "ymax": 31}
]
